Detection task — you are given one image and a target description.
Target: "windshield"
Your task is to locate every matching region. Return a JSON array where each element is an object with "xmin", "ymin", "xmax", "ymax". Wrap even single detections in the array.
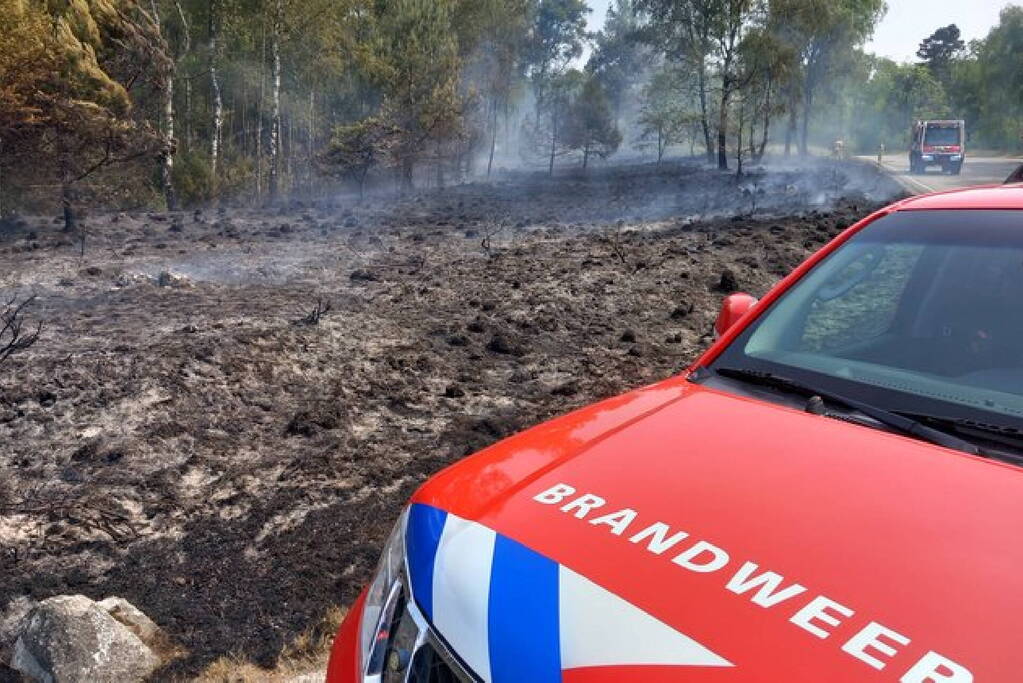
[
  {"xmin": 709, "ymin": 210, "xmax": 1023, "ymax": 430},
  {"xmin": 924, "ymin": 126, "xmax": 961, "ymax": 146}
]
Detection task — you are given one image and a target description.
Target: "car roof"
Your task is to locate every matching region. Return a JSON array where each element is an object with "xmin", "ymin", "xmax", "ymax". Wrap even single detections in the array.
[{"xmin": 893, "ymin": 184, "xmax": 1023, "ymax": 211}]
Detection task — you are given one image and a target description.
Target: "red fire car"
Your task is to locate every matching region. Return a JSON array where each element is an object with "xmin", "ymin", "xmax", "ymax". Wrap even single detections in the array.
[
  {"xmin": 909, "ymin": 120, "xmax": 966, "ymax": 176},
  {"xmin": 328, "ymin": 184, "xmax": 1023, "ymax": 682}
]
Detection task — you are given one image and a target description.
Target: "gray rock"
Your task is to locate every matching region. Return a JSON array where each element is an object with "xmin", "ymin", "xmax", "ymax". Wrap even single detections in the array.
[
  {"xmin": 96, "ymin": 597, "xmax": 161, "ymax": 647},
  {"xmin": 0, "ymin": 595, "xmax": 37, "ymax": 663},
  {"xmin": 11, "ymin": 595, "xmax": 160, "ymax": 683}
]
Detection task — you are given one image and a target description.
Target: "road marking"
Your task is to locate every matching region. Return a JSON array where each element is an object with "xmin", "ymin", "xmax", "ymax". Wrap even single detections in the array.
[
  {"xmin": 869, "ymin": 160, "xmax": 935, "ymax": 195},
  {"xmin": 897, "ymin": 173, "xmax": 936, "ymax": 195}
]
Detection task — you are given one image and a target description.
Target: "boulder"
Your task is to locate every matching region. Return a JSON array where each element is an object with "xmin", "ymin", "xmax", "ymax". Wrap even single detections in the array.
[
  {"xmin": 0, "ymin": 596, "xmax": 37, "ymax": 663},
  {"xmin": 11, "ymin": 595, "xmax": 160, "ymax": 683},
  {"xmin": 96, "ymin": 597, "xmax": 161, "ymax": 646}
]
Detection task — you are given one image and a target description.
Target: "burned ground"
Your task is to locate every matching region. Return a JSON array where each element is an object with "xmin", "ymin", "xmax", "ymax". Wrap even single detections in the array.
[{"xmin": 0, "ymin": 159, "xmax": 901, "ymax": 678}]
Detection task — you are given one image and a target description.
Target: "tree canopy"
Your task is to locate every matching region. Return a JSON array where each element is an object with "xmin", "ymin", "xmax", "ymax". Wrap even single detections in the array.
[{"xmin": 3, "ymin": 0, "xmax": 1023, "ymax": 212}]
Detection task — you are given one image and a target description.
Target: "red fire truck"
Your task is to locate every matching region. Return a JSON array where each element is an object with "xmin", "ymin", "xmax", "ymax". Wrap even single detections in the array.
[{"xmin": 909, "ymin": 119, "xmax": 965, "ymax": 175}]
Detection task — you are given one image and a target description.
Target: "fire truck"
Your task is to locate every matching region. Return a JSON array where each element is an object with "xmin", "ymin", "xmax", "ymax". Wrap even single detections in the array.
[{"xmin": 909, "ymin": 119, "xmax": 965, "ymax": 175}]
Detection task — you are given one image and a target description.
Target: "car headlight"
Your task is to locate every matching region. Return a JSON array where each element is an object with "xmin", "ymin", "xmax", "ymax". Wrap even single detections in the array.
[
  {"xmin": 951, "ymin": 154, "xmax": 962, "ymax": 161},
  {"xmin": 922, "ymin": 155, "xmax": 934, "ymax": 161},
  {"xmin": 359, "ymin": 508, "xmax": 409, "ymax": 677}
]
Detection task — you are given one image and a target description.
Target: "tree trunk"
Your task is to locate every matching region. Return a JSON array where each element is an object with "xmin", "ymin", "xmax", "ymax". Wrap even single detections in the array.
[
  {"xmin": 784, "ymin": 105, "xmax": 796, "ymax": 156},
  {"xmin": 209, "ymin": 0, "xmax": 222, "ymax": 193},
  {"xmin": 150, "ymin": 0, "xmax": 178, "ymax": 210},
  {"xmin": 436, "ymin": 144, "xmax": 445, "ymax": 190},
  {"xmin": 287, "ymin": 109, "xmax": 293, "ymax": 179},
  {"xmin": 717, "ymin": 78, "xmax": 732, "ymax": 171},
  {"xmin": 800, "ymin": 86, "xmax": 813, "ymax": 157},
  {"xmin": 268, "ymin": 0, "xmax": 283, "ymax": 204},
  {"xmin": 60, "ymin": 151, "xmax": 76, "ymax": 233},
  {"xmin": 747, "ymin": 101, "xmax": 757, "ymax": 161},
  {"xmin": 735, "ymin": 98, "xmax": 744, "ymax": 179},
  {"xmin": 161, "ymin": 76, "xmax": 178, "ymax": 210},
  {"xmin": 800, "ymin": 66, "xmax": 815, "ymax": 157},
  {"xmin": 548, "ymin": 109, "xmax": 558, "ymax": 177},
  {"xmin": 308, "ymin": 90, "xmax": 315, "ymax": 156},
  {"xmin": 256, "ymin": 19, "xmax": 265, "ymax": 198},
  {"xmin": 185, "ymin": 77, "xmax": 192, "ymax": 151},
  {"xmin": 402, "ymin": 158, "xmax": 414, "ymax": 192},
  {"xmin": 487, "ymin": 98, "xmax": 498, "ymax": 177},
  {"xmin": 756, "ymin": 81, "xmax": 772, "ymax": 163},
  {"xmin": 240, "ymin": 93, "xmax": 247, "ymax": 155},
  {"xmin": 696, "ymin": 58, "xmax": 714, "ymax": 163}
]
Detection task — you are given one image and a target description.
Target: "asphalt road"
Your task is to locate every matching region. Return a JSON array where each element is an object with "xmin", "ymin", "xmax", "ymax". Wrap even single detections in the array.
[{"xmin": 861, "ymin": 154, "xmax": 1022, "ymax": 195}]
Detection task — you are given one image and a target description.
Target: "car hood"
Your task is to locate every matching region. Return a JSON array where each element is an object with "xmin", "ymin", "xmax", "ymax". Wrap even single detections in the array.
[{"xmin": 409, "ymin": 379, "xmax": 1023, "ymax": 681}]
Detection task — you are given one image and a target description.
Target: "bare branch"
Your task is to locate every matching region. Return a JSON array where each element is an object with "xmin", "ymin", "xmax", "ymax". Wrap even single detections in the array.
[
  {"xmin": 0, "ymin": 295, "xmax": 42, "ymax": 367},
  {"xmin": 296, "ymin": 297, "xmax": 332, "ymax": 326}
]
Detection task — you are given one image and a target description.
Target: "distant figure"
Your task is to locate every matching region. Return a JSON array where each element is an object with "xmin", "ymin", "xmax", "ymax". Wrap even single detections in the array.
[
  {"xmin": 878, "ymin": 143, "xmax": 886, "ymax": 164},
  {"xmin": 831, "ymin": 140, "xmax": 846, "ymax": 160}
]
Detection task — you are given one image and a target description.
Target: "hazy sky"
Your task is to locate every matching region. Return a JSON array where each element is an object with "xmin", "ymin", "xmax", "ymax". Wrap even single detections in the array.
[{"xmin": 585, "ymin": 0, "xmax": 1014, "ymax": 62}]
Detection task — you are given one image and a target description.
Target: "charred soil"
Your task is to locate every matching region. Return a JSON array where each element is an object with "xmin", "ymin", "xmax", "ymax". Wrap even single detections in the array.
[{"xmin": 0, "ymin": 159, "xmax": 902, "ymax": 678}]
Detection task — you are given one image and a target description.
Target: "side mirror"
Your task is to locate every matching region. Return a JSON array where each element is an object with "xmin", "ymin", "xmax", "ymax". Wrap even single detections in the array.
[{"xmin": 714, "ymin": 293, "xmax": 758, "ymax": 338}]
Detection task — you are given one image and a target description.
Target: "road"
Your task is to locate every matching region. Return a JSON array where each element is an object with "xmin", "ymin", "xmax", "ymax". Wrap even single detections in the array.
[{"xmin": 859, "ymin": 154, "xmax": 1022, "ymax": 195}]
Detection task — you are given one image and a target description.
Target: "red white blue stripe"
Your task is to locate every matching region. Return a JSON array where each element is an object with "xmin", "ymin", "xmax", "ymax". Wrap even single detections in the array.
[{"xmin": 407, "ymin": 504, "xmax": 733, "ymax": 682}]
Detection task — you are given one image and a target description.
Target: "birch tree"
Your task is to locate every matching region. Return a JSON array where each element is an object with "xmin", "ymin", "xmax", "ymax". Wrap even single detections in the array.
[
  {"xmin": 268, "ymin": 0, "xmax": 283, "ymax": 203},
  {"xmin": 208, "ymin": 0, "xmax": 223, "ymax": 190}
]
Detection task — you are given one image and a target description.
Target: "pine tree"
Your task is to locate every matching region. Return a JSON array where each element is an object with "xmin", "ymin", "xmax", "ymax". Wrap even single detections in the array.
[
  {"xmin": 376, "ymin": 0, "xmax": 462, "ymax": 190},
  {"xmin": 0, "ymin": 0, "xmax": 169, "ymax": 228},
  {"xmin": 917, "ymin": 25, "xmax": 965, "ymax": 87}
]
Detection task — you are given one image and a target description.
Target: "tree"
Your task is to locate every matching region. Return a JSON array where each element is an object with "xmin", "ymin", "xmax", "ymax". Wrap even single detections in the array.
[
  {"xmin": 710, "ymin": 0, "xmax": 755, "ymax": 170},
  {"xmin": 850, "ymin": 58, "xmax": 949, "ymax": 153},
  {"xmin": 0, "ymin": 0, "xmax": 544, "ymax": 210},
  {"xmin": 149, "ymin": 0, "xmax": 190, "ymax": 211},
  {"xmin": 636, "ymin": 65, "xmax": 692, "ymax": 163},
  {"xmin": 375, "ymin": 0, "xmax": 463, "ymax": 190},
  {"xmin": 321, "ymin": 117, "xmax": 397, "ymax": 198},
  {"xmin": 267, "ymin": 0, "xmax": 283, "ymax": 203},
  {"xmin": 524, "ymin": 0, "xmax": 589, "ymax": 120},
  {"xmin": 564, "ymin": 77, "xmax": 622, "ymax": 169},
  {"xmin": 587, "ymin": 0, "xmax": 649, "ymax": 125},
  {"xmin": 520, "ymin": 0, "xmax": 589, "ymax": 176},
  {"xmin": 635, "ymin": 0, "xmax": 717, "ymax": 162},
  {"xmin": 970, "ymin": 7, "xmax": 1023, "ymax": 149},
  {"xmin": 917, "ymin": 24, "xmax": 964, "ymax": 87},
  {"xmin": 525, "ymin": 68, "xmax": 585, "ymax": 175},
  {"xmin": 207, "ymin": 0, "xmax": 223, "ymax": 193},
  {"xmin": 773, "ymin": 0, "xmax": 885, "ymax": 156},
  {"xmin": 0, "ymin": 0, "xmax": 169, "ymax": 230},
  {"xmin": 452, "ymin": 0, "xmax": 531, "ymax": 177},
  {"xmin": 738, "ymin": 25, "xmax": 797, "ymax": 162},
  {"xmin": 0, "ymin": 0, "xmax": 54, "ymax": 215}
]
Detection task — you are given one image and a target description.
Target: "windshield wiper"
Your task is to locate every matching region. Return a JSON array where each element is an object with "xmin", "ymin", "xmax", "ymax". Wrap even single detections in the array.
[
  {"xmin": 894, "ymin": 412, "xmax": 1023, "ymax": 464},
  {"xmin": 708, "ymin": 366, "xmax": 987, "ymax": 457}
]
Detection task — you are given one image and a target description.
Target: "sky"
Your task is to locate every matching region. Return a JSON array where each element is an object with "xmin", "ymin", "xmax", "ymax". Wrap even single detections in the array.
[
  {"xmin": 865, "ymin": 0, "xmax": 1013, "ymax": 62},
  {"xmin": 584, "ymin": 0, "xmax": 1013, "ymax": 63}
]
